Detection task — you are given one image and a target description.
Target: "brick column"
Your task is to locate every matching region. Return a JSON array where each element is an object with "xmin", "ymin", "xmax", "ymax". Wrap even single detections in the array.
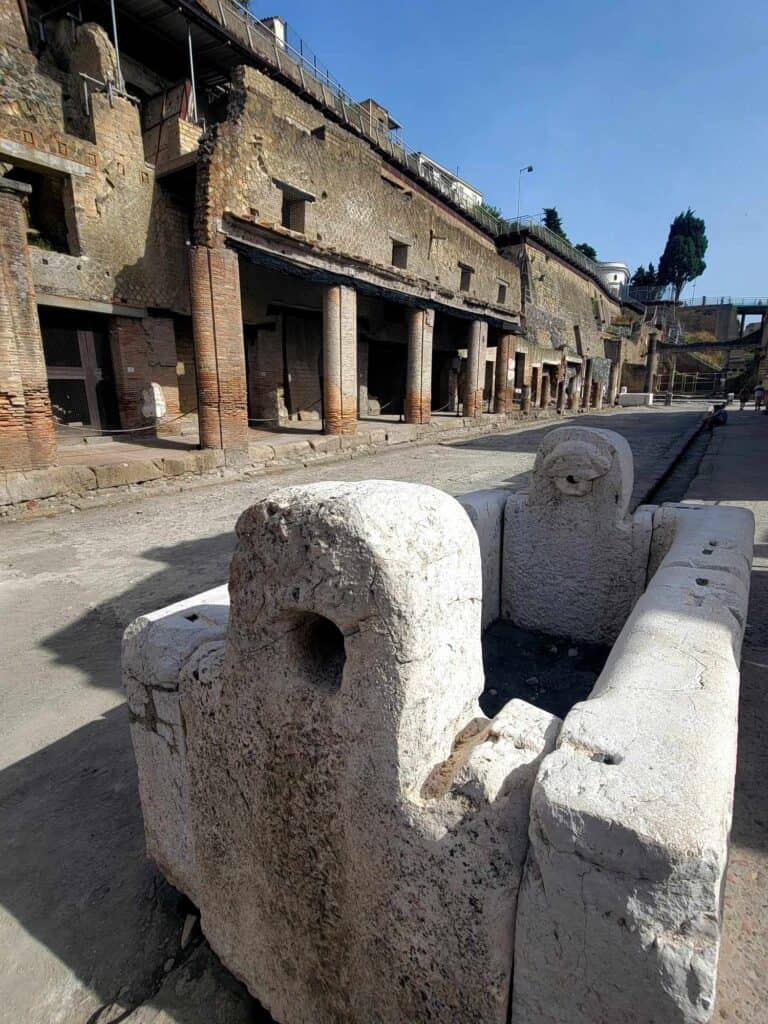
[
  {"xmin": 581, "ymin": 358, "xmax": 594, "ymax": 410},
  {"xmin": 521, "ymin": 384, "xmax": 532, "ymax": 414},
  {"xmin": 463, "ymin": 319, "xmax": 487, "ymax": 417},
  {"xmin": 644, "ymin": 332, "xmax": 659, "ymax": 394},
  {"xmin": 493, "ymin": 333, "xmax": 515, "ymax": 413},
  {"xmin": 189, "ymin": 246, "xmax": 248, "ymax": 450},
  {"xmin": 405, "ymin": 307, "xmax": 433, "ymax": 425},
  {"xmin": 322, "ymin": 283, "xmax": 358, "ymax": 435},
  {"xmin": 540, "ymin": 371, "xmax": 551, "ymax": 409},
  {"xmin": 0, "ymin": 178, "xmax": 56, "ymax": 470}
]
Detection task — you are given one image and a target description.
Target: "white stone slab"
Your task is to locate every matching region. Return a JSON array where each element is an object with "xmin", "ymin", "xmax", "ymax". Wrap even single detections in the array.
[
  {"xmin": 511, "ymin": 502, "xmax": 754, "ymax": 1024},
  {"xmin": 125, "ymin": 481, "xmax": 560, "ymax": 1024},
  {"xmin": 458, "ymin": 487, "xmax": 509, "ymax": 628},
  {"xmin": 502, "ymin": 426, "xmax": 654, "ymax": 643}
]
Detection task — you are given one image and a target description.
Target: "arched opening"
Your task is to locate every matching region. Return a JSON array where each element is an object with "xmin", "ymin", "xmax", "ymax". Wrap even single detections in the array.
[{"xmin": 287, "ymin": 612, "xmax": 346, "ymax": 692}]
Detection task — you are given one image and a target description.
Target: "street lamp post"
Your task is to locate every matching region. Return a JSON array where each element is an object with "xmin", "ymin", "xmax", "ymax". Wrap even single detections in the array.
[{"xmin": 516, "ymin": 164, "xmax": 534, "ymax": 226}]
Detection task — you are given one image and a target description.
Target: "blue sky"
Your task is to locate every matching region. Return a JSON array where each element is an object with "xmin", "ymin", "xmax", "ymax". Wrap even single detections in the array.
[{"xmin": 265, "ymin": 0, "xmax": 766, "ymax": 297}]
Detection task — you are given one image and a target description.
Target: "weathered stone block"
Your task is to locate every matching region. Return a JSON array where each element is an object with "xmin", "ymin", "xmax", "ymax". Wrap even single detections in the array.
[
  {"xmin": 2, "ymin": 465, "xmax": 97, "ymax": 504},
  {"xmin": 502, "ymin": 426, "xmax": 653, "ymax": 644},
  {"xmin": 124, "ymin": 482, "xmax": 560, "ymax": 1024},
  {"xmin": 457, "ymin": 487, "xmax": 509, "ymax": 629},
  {"xmin": 512, "ymin": 501, "xmax": 754, "ymax": 1024},
  {"xmin": 94, "ymin": 460, "xmax": 163, "ymax": 489},
  {"xmin": 192, "ymin": 449, "xmax": 226, "ymax": 474},
  {"xmin": 248, "ymin": 442, "xmax": 276, "ymax": 463}
]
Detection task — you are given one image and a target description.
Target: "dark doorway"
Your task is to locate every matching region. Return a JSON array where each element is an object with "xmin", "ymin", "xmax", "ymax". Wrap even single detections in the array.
[
  {"xmin": 367, "ymin": 339, "xmax": 407, "ymax": 415},
  {"xmin": 39, "ymin": 307, "xmax": 119, "ymax": 429}
]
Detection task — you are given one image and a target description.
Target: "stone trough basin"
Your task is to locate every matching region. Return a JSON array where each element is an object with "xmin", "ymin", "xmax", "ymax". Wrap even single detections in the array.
[{"xmin": 123, "ymin": 426, "xmax": 753, "ymax": 1024}]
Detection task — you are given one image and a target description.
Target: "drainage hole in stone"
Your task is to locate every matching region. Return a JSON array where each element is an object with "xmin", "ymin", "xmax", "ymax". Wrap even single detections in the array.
[
  {"xmin": 185, "ymin": 613, "xmax": 199, "ymax": 622},
  {"xmin": 702, "ymin": 549, "xmax": 713, "ymax": 555},
  {"xmin": 591, "ymin": 752, "xmax": 622, "ymax": 766},
  {"xmin": 695, "ymin": 578, "xmax": 709, "ymax": 586},
  {"xmin": 566, "ymin": 474, "xmax": 577, "ymax": 484}
]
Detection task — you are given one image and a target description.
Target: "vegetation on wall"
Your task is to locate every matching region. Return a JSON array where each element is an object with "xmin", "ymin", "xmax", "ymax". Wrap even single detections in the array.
[{"xmin": 543, "ymin": 208, "xmax": 598, "ymax": 261}]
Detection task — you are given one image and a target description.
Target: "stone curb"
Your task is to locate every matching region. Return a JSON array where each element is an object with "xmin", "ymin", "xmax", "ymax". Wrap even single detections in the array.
[
  {"xmin": 0, "ymin": 406, "xmax": 630, "ymax": 520},
  {"xmin": 634, "ymin": 413, "xmax": 708, "ymax": 507}
]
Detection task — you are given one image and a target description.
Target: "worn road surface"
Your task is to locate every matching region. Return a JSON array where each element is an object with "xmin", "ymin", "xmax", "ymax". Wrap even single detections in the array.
[
  {"xmin": 685, "ymin": 412, "xmax": 768, "ymax": 1023},
  {"xmin": 0, "ymin": 407, "xmax": 711, "ymax": 1023}
]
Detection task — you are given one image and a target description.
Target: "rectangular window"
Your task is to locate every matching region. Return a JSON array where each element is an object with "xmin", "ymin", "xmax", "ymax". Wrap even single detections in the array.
[
  {"xmin": 281, "ymin": 195, "xmax": 306, "ymax": 233},
  {"xmin": 459, "ymin": 263, "xmax": 473, "ymax": 292},
  {"xmin": 573, "ymin": 324, "xmax": 582, "ymax": 351},
  {"xmin": 391, "ymin": 240, "xmax": 409, "ymax": 269},
  {"xmin": 497, "ymin": 281, "xmax": 508, "ymax": 304}
]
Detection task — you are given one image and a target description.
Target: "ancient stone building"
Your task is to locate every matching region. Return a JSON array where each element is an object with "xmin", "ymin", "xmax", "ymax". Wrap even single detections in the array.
[{"xmin": 0, "ymin": 0, "xmax": 646, "ymax": 471}]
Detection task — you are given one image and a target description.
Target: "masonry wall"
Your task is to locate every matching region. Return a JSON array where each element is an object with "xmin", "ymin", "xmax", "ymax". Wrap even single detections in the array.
[
  {"xmin": 502, "ymin": 240, "xmax": 624, "ymax": 360},
  {"xmin": 677, "ymin": 303, "xmax": 740, "ymax": 342},
  {"xmin": 0, "ymin": 3, "xmax": 191, "ymax": 314},
  {"xmin": 195, "ymin": 66, "xmax": 520, "ymax": 317}
]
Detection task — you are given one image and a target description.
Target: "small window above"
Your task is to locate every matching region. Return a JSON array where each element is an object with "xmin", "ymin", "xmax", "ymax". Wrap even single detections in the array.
[
  {"xmin": 497, "ymin": 281, "xmax": 508, "ymax": 304},
  {"xmin": 391, "ymin": 240, "xmax": 409, "ymax": 269},
  {"xmin": 282, "ymin": 195, "xmax": 306, "ymax": 233},
  {"xmin": 273, "ymin": 178, "xmax": 315, "ymax": 235},
  {"xmin": 459, "ymin": 263, "xmax": 474, "ymax": 292}
]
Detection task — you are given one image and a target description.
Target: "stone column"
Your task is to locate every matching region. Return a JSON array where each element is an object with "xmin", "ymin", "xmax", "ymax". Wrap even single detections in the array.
[
  {"xmin": 405, "ymin": 307, "xmax": 434, "ymax": 425},
  {"xmin": 493, "ymin": 333, "xmax": 515, "ymax": 413},
  {"xmin": 581, "ymin": 358, "xmax": 594, "ymax": 410},
  {"xmin": 0, "ymin": 178, "xmax": 57, "ymax": 470},
  {"xmin": 322, "ymin": 283, "xmax": 358, "ymax": 435},
  {"xmin": 540, "ymin": 371, "xmax": 551, "ymax": 409},
  {"xmin": 556, "ymin": 378, "xmax": 567, "ymax": 413},
  {"xmin": 567, "ymin": 372, "xmax": 580, "ymax": 411},
  {"xmin": 463, "ymin": 319, "xmax": 487, "ymax": 417},
  {"xmin": 189, "ymin": 245, "xmax": 248, "ymax": 451},
  {"xmin": 644, "ymin": 332, "xmax": 659, "ymax": 394},
  {"xmin": 607, "ymin": 359, "xmax": 621, "ymax": 406},
  {"xmin": 594, "ymin": 380, "xmax": 604, "ymax": 409}
]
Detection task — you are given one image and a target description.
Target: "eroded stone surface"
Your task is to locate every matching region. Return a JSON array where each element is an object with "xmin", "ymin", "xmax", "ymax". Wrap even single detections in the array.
[
  {"xmin": 512, "ymin": 501, "xmax": 754, "ymax": 1024},
  {"xmin": 458, "ymin": 487, "xmax": 509, "ymax": 629},
  {"xmin": 502, "ymin": 426, "xmax": 654, "ymax": 643},
  {"xmin": 124, "ymin": 480, "xmax": 560, "ymax": 1024}
]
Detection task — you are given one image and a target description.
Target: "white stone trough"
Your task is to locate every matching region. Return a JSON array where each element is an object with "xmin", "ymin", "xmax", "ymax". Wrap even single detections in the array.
[{"xmin": 123, "ymin": 426, "xmax": 753, "ymax": 1024}]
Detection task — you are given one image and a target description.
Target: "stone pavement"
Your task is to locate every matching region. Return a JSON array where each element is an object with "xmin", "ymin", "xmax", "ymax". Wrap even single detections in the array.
[
  {"xmin": 684, "ymin": 410, "xmax": 768, "ymax": 1022},
  {"xmin": 0, "ymin": 406, "xmax": 706, "ymax": 1023}
]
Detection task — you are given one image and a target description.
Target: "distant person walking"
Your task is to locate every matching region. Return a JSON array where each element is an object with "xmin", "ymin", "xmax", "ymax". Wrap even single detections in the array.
[
  {"xmin": 739, "ymin": 385, "xmax": 751, "ymax": 410},
  {"xmin": 754, "ymin": 381, "xmax": 765, "ymax": 412}
]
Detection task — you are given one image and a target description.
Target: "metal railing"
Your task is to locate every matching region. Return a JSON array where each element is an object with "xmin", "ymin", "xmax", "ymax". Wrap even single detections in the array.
[
  {"xmin": 678, "ymin": 296, "xmax": 768, "ymax": 308},
  {"xmin": 204, "ymin": 5, "xmax": 558, "ymax": 239},
  {"xmin": 621, "ymin": 288, "xmax": 768, "ymax": 309}
]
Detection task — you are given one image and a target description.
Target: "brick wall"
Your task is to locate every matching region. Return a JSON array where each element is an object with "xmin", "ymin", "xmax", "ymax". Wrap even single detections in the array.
[
  {"xmin": 0, "ymin": 180, "xmax": 57, "ymax": 469},
  {"xmin": 109, "ymin": 316, "xmax": 183, "ymax": 433}
]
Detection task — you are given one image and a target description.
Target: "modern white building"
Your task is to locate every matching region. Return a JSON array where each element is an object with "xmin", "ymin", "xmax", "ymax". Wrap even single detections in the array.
[
  {"xmin": 412, "ymin": 153, "xmax": 483, "ymax": 210},
  {"xmin": 596, "ymin": 261, "xmax": 631, "ymax": 296}
]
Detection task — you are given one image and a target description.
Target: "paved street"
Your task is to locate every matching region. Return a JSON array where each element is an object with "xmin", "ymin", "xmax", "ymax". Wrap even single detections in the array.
[
  {"xmin": 0, "ymin": 406, "xmax": 708, "ymax": 1022},
  {"xmin": 685, "ymin": 413, "xmax": 768, "ymax": 1023}
]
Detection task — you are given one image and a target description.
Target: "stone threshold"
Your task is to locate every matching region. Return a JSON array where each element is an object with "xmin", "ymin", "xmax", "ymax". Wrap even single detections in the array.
[{"xmin": 0, "ymin": 407, "xmax": 627, "ymax": 520}]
